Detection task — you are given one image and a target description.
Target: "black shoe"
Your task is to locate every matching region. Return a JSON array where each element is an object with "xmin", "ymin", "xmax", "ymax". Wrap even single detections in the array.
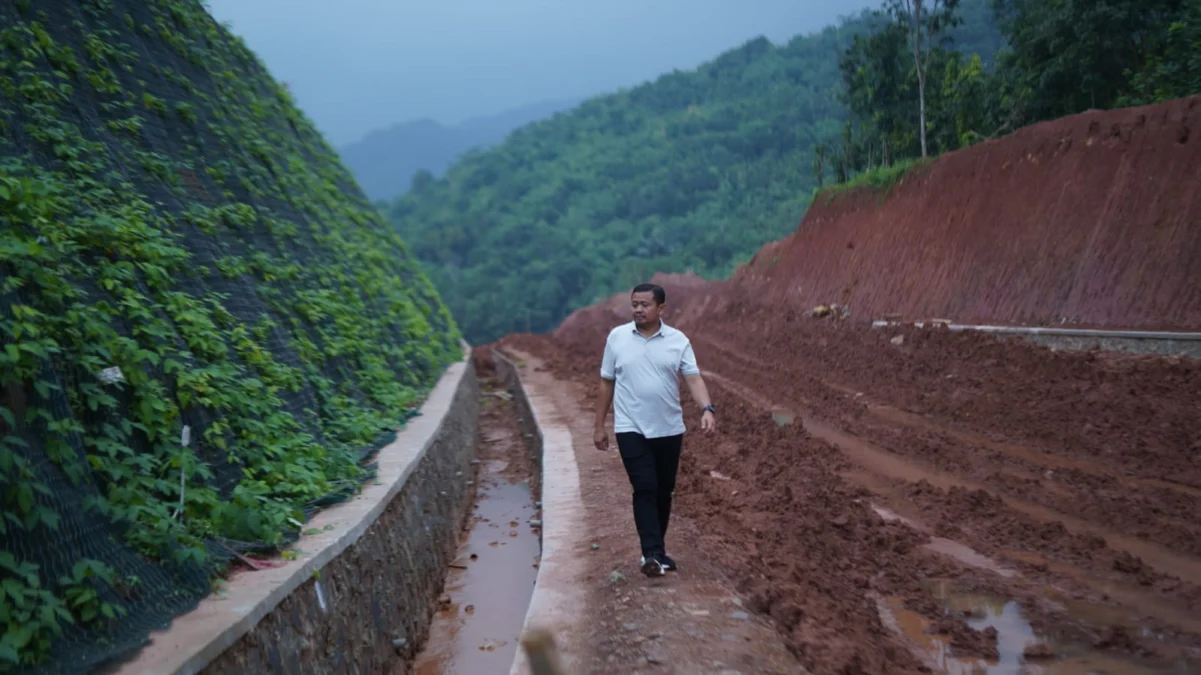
[
  {"xmin": 660, "ymin": 554, "xmax": 677, "ymax": 572},
  {"xmin": 639, "ymin": 555, "xmax": 665, "ymax": 577}
]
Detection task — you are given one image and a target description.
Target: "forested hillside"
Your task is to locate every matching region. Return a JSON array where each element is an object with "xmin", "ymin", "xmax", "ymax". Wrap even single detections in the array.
[
  {"xmin": 386, "ymin": 2, "xmax": 1005, "ymax": 344},
  {"xmin": 0, "ymin": 0, "xmax": 459, "ymax": 671},
  {"xmin": 339, "ymin": 97, "xmax": 582, "ymax": 202}
]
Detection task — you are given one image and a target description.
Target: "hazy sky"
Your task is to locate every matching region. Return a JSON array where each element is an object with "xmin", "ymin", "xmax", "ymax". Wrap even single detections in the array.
[{"xmin": 203, "ymin": 0, "xmax": 872, "ymax": 146}]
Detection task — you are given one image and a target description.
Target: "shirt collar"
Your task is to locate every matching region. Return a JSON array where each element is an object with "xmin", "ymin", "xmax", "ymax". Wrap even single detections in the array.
[{"xmin": 630, "ymin": 320, "xmax": 671, "ymax": 338}]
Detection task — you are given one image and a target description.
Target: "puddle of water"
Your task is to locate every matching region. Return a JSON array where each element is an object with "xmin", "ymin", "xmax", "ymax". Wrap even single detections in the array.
[
  {"xmin": 879, "ymin": 581, "xmax": 1186, "ymax": 675},
  {"xmin": 770, "ymin": 408, "xmax": 794, "ymax": 426},
  {"xmin": 410, "ymin": 458, "xmax": 540, "ymax": 675}
]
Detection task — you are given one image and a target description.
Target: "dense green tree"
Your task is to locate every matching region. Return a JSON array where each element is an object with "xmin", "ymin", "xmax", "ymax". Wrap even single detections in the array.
[
  {"xmin": 840, "ymin": 18, "xmax": 917, "ymax": 163},
  {"xmin": 930, "ymin": 51, "xmax": 1004, "ymax": 148},
  {"xmin": 1118, "ymin": 1, "xmax": 1201, "ymax": 105},
  {"xmin": 837, "ymin": 1, "xmax": 1002, "ymax": 171},
  {"xmin": 991, "ymin": 0, "xmax": 1192, "ymax": 119}
]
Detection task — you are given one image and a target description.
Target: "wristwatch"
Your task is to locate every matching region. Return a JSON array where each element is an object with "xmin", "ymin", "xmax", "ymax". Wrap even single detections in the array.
[{"xmin": 702, "ymin": 404, "xmax": 716, "ymax": 415}]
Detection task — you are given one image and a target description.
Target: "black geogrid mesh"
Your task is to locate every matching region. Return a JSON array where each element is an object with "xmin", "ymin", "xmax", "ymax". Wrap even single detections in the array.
[
  {"xmin": 0, "ymin": 289, "xmax": 219, "ymax": 675},
  {"xmin": 0, "ymin": 1, "xmax": 445, "ymax": 672}
]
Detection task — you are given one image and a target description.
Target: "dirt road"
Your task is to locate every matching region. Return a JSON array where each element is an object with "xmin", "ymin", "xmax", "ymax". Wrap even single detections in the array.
[
  {"xmin": 501, "ymin": 348, "xmax": 806, "ymax": 674},
  {"xmin": 494, "ymin": 303, "xmax": 1201, "ymax": 674}
]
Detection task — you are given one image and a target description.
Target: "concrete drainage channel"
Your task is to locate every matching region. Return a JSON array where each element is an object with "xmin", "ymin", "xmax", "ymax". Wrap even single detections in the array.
[
  {"xmin": 411, "ymin": 348, "xmax": 546, "ymax": 674},
  {"xmin": 107, "ymin": 345, "xmax": 574, "ymax": 675},
  {"xmin": 409, "ymin": 346, "xmax": 581, "ymax": 675}
]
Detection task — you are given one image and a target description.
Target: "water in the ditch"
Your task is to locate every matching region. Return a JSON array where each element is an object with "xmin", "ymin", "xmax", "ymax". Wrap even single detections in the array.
[{"xmin": 410, "ymin": 384, "xmax": 541, "ymax": 675}]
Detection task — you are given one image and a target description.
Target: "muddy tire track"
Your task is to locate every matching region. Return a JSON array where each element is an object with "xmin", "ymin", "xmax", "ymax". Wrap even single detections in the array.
[{"xmin": 690, "ymin": 330, "xmax": 1201, "ymax": 565}]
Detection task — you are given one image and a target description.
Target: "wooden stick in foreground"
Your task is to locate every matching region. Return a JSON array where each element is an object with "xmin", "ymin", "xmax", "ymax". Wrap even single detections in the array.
[{"xmin": 520, "ymin": 627, "xmax": 566, "ymax": 675}]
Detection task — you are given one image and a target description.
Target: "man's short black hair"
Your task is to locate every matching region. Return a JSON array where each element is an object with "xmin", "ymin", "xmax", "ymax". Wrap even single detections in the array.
[{"xmin": 631, "ymin": 282, "xmax": 665, "ymax": 305}]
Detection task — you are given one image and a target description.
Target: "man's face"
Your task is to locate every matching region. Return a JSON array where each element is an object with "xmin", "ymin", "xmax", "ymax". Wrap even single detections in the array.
[{"xmin": 631, "ymin": 291, "xmax": 662, "ymax": 326}]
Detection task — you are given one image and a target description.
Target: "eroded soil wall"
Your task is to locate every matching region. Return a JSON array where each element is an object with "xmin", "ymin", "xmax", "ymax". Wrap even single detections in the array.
[{"xmin": 735, "ymin": 94, "xmax": 1201, "ymax": 329}]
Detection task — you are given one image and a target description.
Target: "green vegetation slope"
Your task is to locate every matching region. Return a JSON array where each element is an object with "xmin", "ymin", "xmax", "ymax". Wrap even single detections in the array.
[
  {"xmin": 0, "ymin": 0, "xmax": 460, "ymax": 671},
  {"xmin": 386, "ymin": 4, "xmax": 1003, "ymax": 345}
]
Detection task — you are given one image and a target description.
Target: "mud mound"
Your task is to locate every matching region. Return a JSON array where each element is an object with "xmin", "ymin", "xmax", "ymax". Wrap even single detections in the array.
[{"xmin": 735, "ymin": 94, "xmax": 1201, "ymax": 329}]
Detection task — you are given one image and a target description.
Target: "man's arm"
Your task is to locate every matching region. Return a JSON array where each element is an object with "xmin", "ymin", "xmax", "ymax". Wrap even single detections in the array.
[
  {"xmin": 680, "ymin": 342, "xmax": 716, "ymax": 432},
  {"xmin": 682, "ymin": 373, "xmax": 712, "ymax": 411},
  {"xmin": 595, "ymin": 335, "xmax": 617, "ymax": 449},
  {"xmin": 595, "ymin": 377, "xmax": 615, "ymax": 432}
]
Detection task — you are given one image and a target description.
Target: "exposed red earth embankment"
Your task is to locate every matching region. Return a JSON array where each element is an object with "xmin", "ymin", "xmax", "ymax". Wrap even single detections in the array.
[{"xmin": 735, "ymin": 94, "xmax": 1201, "ymax": 330}]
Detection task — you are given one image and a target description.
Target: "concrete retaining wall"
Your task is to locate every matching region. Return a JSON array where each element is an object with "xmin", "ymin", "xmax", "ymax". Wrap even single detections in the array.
[
  {"xmin": 1017, "ymin": 333, "xmax": 1201, "ymax": 359},
  {"xmin": 115, "ymin": 349, "xmax": 479, "ymax": 675},
  {"xmin": 871, "ymin": 321, "xmax": 1201, "ymax": 359}
]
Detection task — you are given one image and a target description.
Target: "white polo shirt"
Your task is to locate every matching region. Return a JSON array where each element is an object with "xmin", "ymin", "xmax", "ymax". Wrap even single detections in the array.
[{"xmin": 600, "ymin": 320, "xmax": 701, "ymax": 439}]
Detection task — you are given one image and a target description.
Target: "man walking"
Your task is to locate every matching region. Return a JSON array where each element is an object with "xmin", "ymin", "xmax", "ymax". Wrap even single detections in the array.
[{"xmin": 593, "ymin": 282, "xmax": 716, "ymax": 577}]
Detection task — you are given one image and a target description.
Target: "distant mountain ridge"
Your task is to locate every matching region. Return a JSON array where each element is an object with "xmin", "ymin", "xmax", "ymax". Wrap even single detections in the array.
[{"xmin": 339, "ymin": 97, "xmax": 585, "ymax": 201}]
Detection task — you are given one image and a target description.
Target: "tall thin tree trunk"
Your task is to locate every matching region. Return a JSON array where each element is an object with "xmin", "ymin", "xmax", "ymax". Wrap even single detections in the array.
[
  {"xmin": 912, "ymin": 0, "xmax": 928, "ymax": 157},
  {"xmin": 918, "ymin": 71, "xmax": 928, "ymax": 157}
]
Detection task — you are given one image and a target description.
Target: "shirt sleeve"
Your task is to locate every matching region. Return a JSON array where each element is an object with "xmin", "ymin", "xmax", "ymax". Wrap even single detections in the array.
[
  {"xmin": 679, "ymin": 341, "xmax": 700, "ymax": 376},
  {"xmin": 600, "ymin": 334, "xmax": 616, "ymax": 380}
]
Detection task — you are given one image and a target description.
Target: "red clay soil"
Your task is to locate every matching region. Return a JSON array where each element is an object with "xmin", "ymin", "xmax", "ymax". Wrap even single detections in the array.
[
  {"xmin": 734, "ymin": 94, "xmax": 1201, "ymax": 330},
  {"xmin": 493, "ymin": 274, "xmax": 1201, "ymax": 673}
]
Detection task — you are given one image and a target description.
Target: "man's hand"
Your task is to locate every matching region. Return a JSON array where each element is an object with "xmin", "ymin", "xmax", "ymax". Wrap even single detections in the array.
[
  {"xmin": 594, "ymin": 427, "xmax": 610, "ymax": 451},
  {"xmin": 700, "ymin": 410, "xmax": 716, "ymax": 434}
]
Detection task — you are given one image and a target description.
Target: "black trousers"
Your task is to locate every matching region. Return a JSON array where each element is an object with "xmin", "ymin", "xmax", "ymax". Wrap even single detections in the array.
[{"xmin": 616, "ymin": 432, "xmax": 683, "ymax": 558}]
